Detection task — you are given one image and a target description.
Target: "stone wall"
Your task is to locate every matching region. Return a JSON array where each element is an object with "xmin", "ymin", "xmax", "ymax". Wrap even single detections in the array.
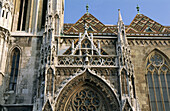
[
  {"xmin": 0, "ymin": 36, "xmax": 42, "ymax": 105},
  {"xmin": 129, "ymin": 38, "xmax": 170, "ymax": 111}
]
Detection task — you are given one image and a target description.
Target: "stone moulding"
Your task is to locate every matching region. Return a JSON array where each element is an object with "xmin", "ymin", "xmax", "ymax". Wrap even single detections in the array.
[{"xmin": 53, "ymin": 68, "xmax": 120, "ymax": 111}]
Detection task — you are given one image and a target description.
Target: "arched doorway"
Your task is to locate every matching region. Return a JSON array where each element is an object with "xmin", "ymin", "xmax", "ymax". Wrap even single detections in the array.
[{"xmin": 54, "ymin": 69, "xmax": 120, "ymax": 111}]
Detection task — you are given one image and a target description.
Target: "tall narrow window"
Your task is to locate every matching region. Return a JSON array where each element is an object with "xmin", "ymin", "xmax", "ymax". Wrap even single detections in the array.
[
  {"xmin": 121, "ymin": 69, "xmax": 128, "ymax": 95},
  {"xmin": 22, "ymin": 0, "xmax": 28, "ymax": 30},
  {"xmin": 9, "ymin": 48, "xmax": 20, "ymax": 91},
  {"xmin": 41, "ymin": 0, "xmax": 47, "ymax": 28},
  {"xmin": 55, "ymin": 15, "xmax": 59, "ymax": 35},
  {"xmin": 2, "ymin": 10, "xmax": 4, "ymax": 17},
  {"xmin": 46, "ymin": 68, "xmax": 53, "ymax": 95},
  {"xmin": 17, "ymin": 0, "xmax": 28, "ymax": 31},
  {"xmin": 146, "ymin": 51, "xmax": 170, "ymax": 111},
  {"xmin": 0, "ymin": 3, "xmax": 2, "ymax": 17},
  {"xmin": 6, "ymin": 12, "xmax": 8, "ymax": 19}
]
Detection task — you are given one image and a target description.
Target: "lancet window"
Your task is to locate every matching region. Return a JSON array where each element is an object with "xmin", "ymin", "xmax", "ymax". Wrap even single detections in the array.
[
  {"xmin": 17, "ymin": 0, "xmax": 28, "ymax": 31},
  {"xmin": 46, "ymin": 68, "xmax": 54, "ymax": 95},
  {"xmin": 0, "ymin": 2, "xmax": 2, "ymax": 17},
  {"xmin": 9, "ymin": 48, "xmax": 20, "ymax": 91},
  {"xmin": 146, "ymin": 51, "xmax": 170, "ymax": 111},
  {"xmin": 2, "ymin": 10, "xmax": 4, "ymax": 17},
  {"xmin": 55, "ymin": 15, "xmax": 59, "ymax": 35},
  {"xmin": 121, "ymin": 69, "xmax": 128, "ymax": 95},
  {"xmin": 41, "ymin": 0, "xmax": 47, "ymax": 28},
  {"xmin": 6, "ymin": 12, "xmax": 8, "ymax": 19}
]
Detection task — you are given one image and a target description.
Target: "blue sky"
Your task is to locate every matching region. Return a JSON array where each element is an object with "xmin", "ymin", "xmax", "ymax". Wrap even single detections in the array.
[{"xmin": 64, "ymin": 0, "xmax": 170, "ymax": 26}]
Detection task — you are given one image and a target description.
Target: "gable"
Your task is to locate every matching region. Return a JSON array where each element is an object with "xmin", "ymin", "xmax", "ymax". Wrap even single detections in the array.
[
  {"xmin": 126, "ymin": 14, "xmax": 170, "ymax": 34},
  {"xmin": 64, "ymin": 13, "xmax": 116, "ymax": 35},
  {"xmin": 63, "ymin": 33, "xmax": 109, "ymax": 55},
  {"xmin": 63, "ymin": 13, "xmax": 170, "ymax": 37}
]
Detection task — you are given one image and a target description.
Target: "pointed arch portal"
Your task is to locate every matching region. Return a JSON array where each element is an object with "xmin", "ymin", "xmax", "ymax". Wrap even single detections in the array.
[{"xmin": 54, "ymin": 70, "xmax": 120, "ymax": 111}]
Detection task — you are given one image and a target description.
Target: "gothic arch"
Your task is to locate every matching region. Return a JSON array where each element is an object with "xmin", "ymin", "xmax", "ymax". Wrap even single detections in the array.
[
  {"xmin": 8, "ymin": 47, "xmax": 21, "ymax": 91},
  {"xmin": 8, "ymin": 45, "xmax": 22, "ymax": 64},
  {"xmin": 55, "ymin": 14, "xmax": 60, "ymax": 35},
  {"xmin": 146, "ymin": 49, "xmax": 170, "ymax": 111},
  {"xmin": 9, "ymin": 45, "xmax": 22, "ymax": 54},
  {"xmin": 46, "ymin": 67, "xmax": 54, "ymax": 95},
  {"xmin": 120, "ymin": 68, "xmax": 128, "ymax": 95},
  {"xmin": 3, "ymin": 2, "xmax": 11, "ymax": 11},
  {"xmin": 122, "ymin": 99, "xmax": 133, "ymax": 111},
  {"xmin": 54, "ymin": 69, "xmax": 120, "ymax": 111},
  {"xmin": 145, "ymin": 49, "xmax": 169, "ymax": 74},
  {"xmin": 42, "ymin": 100, "xmax": 53, "ymax": 111},
  {"xmin": 145, "ymin": 48, "xmax": 169, "ymax": 63}
]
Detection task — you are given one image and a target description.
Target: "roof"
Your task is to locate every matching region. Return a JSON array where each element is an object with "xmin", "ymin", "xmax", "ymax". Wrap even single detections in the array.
[
  {"xmin": 126, "ymin": 14, "xmax": 170, "ymax": 34},
  {"xmin": 64, "ymin": 13, "xmax": 117, "ymax": 35},
  {"xmin": 63, "ymin": 13, "xmax": 170, "ymax": 37}
]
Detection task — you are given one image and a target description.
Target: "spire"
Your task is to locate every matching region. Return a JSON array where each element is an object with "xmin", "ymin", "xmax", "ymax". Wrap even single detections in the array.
[
  {"xmin": 136, "ymin": 5, "xmax": 140, "ymax": 14},
  {"xmin": 86, "ymin": 4, "xmax": 89, "ymax": 14},
  {"xmin": 118, "ymin": 9, "xmax": 122, "ymax": 22}
]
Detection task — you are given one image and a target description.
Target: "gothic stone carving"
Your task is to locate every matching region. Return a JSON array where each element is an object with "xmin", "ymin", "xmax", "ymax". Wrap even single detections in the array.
[{"xmin": 54, "ymin": 70, "xmax": 120, "ymax": 111}]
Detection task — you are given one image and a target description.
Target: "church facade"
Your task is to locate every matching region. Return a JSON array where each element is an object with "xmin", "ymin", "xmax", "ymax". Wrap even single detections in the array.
[{"xmin": 0, "ymin": 0, "xmax": 169, "ymax": 111}]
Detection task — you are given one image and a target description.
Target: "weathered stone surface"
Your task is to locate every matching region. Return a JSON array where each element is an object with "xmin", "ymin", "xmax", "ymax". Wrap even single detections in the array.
[{"xmin": 0, "ymin": 0, "xmax": 169, "ymax": 111}]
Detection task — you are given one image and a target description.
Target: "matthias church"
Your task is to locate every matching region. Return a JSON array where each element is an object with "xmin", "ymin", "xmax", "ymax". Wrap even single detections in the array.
[{"xmin": 0, "ymin": 0, "xmax": 169, "ymax": 111}]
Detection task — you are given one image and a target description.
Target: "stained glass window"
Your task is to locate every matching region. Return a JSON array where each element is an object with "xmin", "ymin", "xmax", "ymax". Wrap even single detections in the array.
[
  {"xmin": 146, "ymin": 51, "xmax": 170, "ymax": 111},
  {"xmin": 9, "ymin": 48, "xmax": 20, "ymax": 91}
]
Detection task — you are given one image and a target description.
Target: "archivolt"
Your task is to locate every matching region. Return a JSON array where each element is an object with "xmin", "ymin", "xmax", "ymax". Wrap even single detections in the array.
[{"xmin": 54, "ymin": 69, "xmax": 120, "ymax": 111}]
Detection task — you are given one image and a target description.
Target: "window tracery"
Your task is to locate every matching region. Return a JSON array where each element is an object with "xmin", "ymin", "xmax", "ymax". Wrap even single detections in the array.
[
  {"xmin": 9, "ymin": 48, "xmax": 20, "ymax": 91},
  {"xmin": 64, "ymin": 86, "xmax": 112, "ymax": 111},
  {"xmin": 81, "ymin": 39, "xmax": 91, "ymax": 48},
  {"xmin": 146, "ymin": 51, "xmax": 170, "ymax": 111},
  {"xmin": 70, "ymin": 88, "xmax": 101, "ymax": 111}
]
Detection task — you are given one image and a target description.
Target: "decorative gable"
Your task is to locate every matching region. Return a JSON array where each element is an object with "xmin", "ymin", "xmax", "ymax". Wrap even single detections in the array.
[{"xmin": 64, "ymin": 30, "xmax": 108, "ymax": 55}]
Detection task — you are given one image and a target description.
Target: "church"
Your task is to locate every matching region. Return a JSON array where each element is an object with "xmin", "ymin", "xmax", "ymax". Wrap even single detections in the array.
[{"xmin": 0, "ymin": 0, "xmax": 169, "ymax": 111}]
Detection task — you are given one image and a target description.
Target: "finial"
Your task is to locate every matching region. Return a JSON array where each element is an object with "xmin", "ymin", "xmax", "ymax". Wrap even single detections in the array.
[
  {"xmin": 86, "ymin": 4, "xmax": 89, "ymax": 14},
  {"xmin": 118, "ymin": 9, "xmax": 122, "ymax": 21},
  {"xmin": 136, "ymin": 5, "xmax": 140, "ymax": 14}
]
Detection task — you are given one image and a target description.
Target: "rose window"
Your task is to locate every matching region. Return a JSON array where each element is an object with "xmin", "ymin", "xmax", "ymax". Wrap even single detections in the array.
[{"xmin": 72, "ymin": 88, "xmax": 101, "ymax": 111}]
